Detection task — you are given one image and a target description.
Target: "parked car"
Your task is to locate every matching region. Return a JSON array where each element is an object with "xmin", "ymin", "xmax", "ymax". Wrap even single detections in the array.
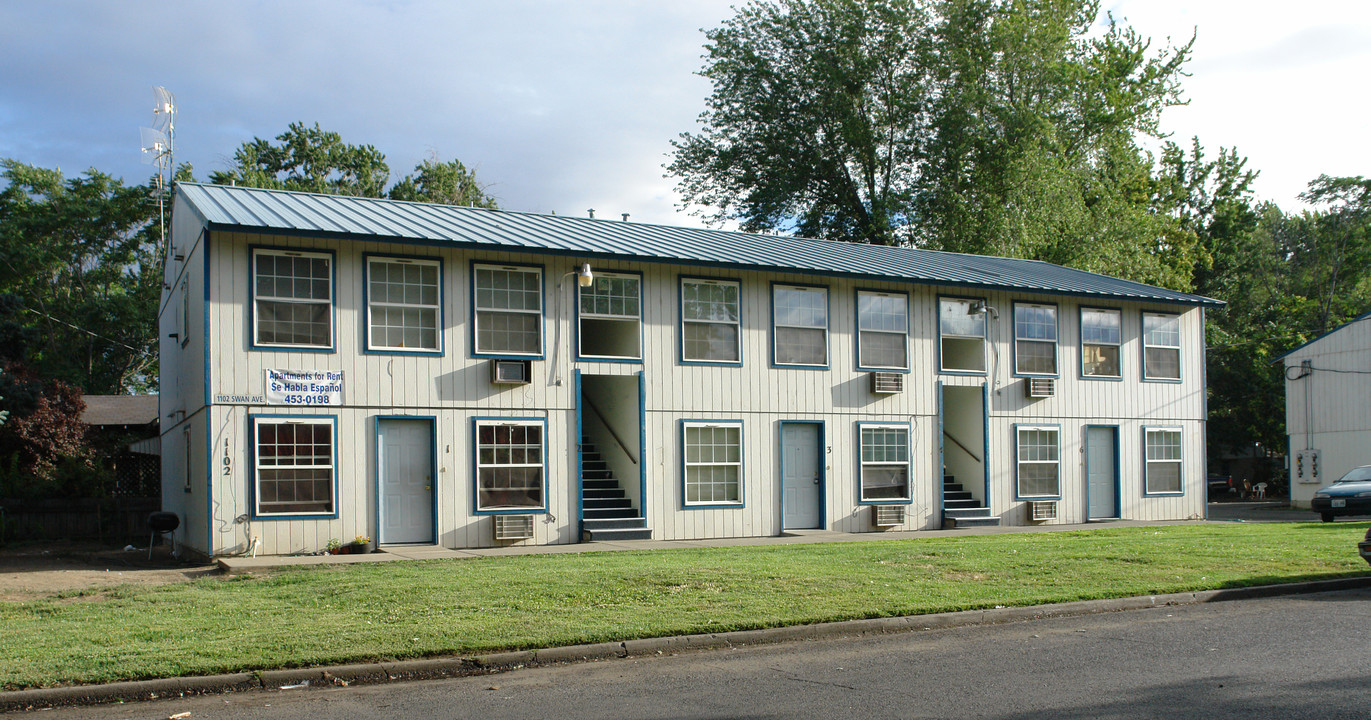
[
  {"xmin": 1360, "ymin": 526, "xmax": 1371, "ymax": 567},
  {"xmin": 1207, "ymin": 474, "xmax": 1235, "ymax": 496},
  {"xmin": 1310, "ymin": 465, "xmax": 1371, "ymax": 522}
]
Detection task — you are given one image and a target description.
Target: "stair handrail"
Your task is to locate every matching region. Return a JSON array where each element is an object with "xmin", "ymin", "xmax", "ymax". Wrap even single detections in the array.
[
  {"xmin": 583, "ymin": 396, "xmax": 639, "ymax": 465},
  {"xmin": 943, "ymin": 430, "xmax": 982, "ymax": 464}
]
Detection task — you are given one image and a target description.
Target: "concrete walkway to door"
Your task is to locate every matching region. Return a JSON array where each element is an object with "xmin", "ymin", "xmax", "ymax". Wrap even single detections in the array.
[{"xmin": 216, "ymin": 515, "xmax": 1224, "ymax": 574}]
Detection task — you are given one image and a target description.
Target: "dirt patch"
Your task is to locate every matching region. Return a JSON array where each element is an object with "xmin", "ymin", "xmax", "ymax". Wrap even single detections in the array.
[{"xmin": 0, "ymin": 540, "xmax": 220, "ymax": 601}]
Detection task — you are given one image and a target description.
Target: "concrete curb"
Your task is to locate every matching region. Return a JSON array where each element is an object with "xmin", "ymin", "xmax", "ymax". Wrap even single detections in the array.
[{"xmin": 3, "ymin": 575, "xmax": 1368, "ymax": 712}]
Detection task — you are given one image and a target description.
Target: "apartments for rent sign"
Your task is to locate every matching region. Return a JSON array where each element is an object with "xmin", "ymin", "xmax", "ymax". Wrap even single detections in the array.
[{"xmin": 265, "ymin": 369, "xmax": 344, "ymax": 406}]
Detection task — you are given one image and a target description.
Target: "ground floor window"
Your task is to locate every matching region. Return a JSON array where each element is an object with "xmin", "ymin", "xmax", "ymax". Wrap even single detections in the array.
[
  {"xmin": 1144, "ymin": 428, "xmax": 1183, "ymax": 494},
  {"xmin": 683, "ymin": 421, "xmax": 743, "ymax": 505},
  {"xmin": 859, "ymin": 424, "xmax": 910, "ymax": 501},
  {"xmin": 475, "ymin": 420, "xmax": 546, "ymax": 511},
  {"xmin": 252, "ymin": 417, "xmax": 335, "ymax": 516},
  {"xmin": 1015, "ymin": 425, "xmax": 1060, "ymax": 498}
]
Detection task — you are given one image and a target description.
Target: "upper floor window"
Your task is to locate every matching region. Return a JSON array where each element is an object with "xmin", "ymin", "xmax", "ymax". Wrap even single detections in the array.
[
  {"xmin": 253, "ymin": 249, "xmax": 332, "ymax": 349},
  {"xmin": 939, "ymin": 297, "xmax": 986, "ymax": 373},
  {"xmin": 1142, "ymin": 312, "xmax": 1181, "ymax": 380},
  {"xmin": 367, "ymin": 256, "xmax": 441, "ymax": 352},
  {"xmin": 1144, "ymin": 427, "xmax": 1183, "ymax": 494},
  {"xmin": 1015, "ymin": 425, "xmax": 1060, "ymax": 498},
  {"xmin": 857, "ymin": 290, "xmax": 908, "ymax": 370},
  {"xmin": 1081, "ymin": 307, "xmax": 1121, "ymax": 378},
  {"xmin": 773, "ymin": 284, "xmax": 828, "ymax": 367},
  {"xmin": 681, "ymin": 278, "xmax": 741, "ymax": 364},
  {"xmin": 859, "ymin": 424, "xmax": 910, "ymax": 502},
  {"xmin": 1013, "ymin": 303, "xmax": 1057, "ymax": 375},
  {"xmin": 578, "ymin": 271, "xmax": 642, "ymax": 360},
  {"xmin": 474, "ymin": 264, "xmax": 542, "ymax": 356}
]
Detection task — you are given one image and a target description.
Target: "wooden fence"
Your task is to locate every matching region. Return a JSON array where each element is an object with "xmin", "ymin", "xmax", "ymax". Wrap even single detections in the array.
[{"xmin": 0, "ymin": 497, "xmax": 161, "ymax": 545}]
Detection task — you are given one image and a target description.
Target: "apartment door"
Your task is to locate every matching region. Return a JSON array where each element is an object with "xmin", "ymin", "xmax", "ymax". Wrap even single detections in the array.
[
  {"xmin": 1087, "ymin": 426, "xmax": 1119, "ymax": 520},
  {"xmin": 378, "ymin": 418, "xmax": 435, "ymax": 544},
  {"xmin": 782, "ymin": 422, "xmax": 822, "ymax": 529}
]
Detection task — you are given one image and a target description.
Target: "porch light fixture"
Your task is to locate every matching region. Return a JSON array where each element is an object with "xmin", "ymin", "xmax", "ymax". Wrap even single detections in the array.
[{"xmin": 577, "ymin": 263, "xmax": 594, "ymax": 288}]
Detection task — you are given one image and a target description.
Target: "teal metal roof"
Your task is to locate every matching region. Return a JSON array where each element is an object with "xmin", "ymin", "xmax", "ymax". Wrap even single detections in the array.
[{"xmin": 176, "ymin": 182, "xmax": 1221, "ymax": 307}]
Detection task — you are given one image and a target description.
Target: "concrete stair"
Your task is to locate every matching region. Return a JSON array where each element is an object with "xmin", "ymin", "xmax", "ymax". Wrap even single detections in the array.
[
  {"xmin": 581, "ymin": 439, "xmax": 652, "ymax": 541},
  {"xmin": 942, "ymin": 474, "xmax": 1002, "ymax": 529}
]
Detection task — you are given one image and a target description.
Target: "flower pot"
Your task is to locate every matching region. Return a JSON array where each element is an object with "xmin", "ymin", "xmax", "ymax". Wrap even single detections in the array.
[{"xmin": 348, "ymin": 542, "xmax": 369, "ymax": 555}]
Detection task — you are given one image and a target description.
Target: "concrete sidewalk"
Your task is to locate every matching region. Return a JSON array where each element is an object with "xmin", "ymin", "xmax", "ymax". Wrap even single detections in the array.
[{"xmin": 219, "ymin": 517, "xmax": 1203, "ymax": 574}]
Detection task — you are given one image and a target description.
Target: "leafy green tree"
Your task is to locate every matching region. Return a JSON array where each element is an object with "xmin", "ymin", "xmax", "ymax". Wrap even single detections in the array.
[
  {"xmin": 212, "ymin": 123, "xmax": 499, "ymax": 207},
  {"xmin": 0, "ymin": 161, "xmax": 161, "ymax": 395},
  {"xmin": 669, "ymin": 0, "xmax": 1193, "ymax": 280}
]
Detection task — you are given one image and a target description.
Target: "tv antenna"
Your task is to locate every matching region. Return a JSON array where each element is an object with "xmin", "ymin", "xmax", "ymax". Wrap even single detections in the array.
[{"xmin": 139, "ymin": 86, "xmax": 175, "ymax": 265}]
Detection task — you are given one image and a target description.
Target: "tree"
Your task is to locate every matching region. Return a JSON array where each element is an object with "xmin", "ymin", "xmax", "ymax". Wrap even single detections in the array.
[
  {"xmin": 669, "ymin": 0, "xmax": 1193, "ymax": 273},
  {"xmin": 212, "ymin": 123, "xmax": 499, "ymax": 207},
  {"xmin": 0, "ymin": 161, "xmax": 161, "ymax": 395}
]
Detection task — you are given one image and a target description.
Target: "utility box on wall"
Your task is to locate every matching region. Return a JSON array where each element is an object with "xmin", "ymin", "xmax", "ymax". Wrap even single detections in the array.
[{"xmin": 1294, "ymin": 449, "xmax": 1321, "ymax": 484}]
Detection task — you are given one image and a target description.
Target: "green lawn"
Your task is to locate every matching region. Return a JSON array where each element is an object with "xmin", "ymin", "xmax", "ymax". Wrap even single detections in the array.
[{"xmin": 2, "ymin": 523, "xmax": 1367, "ymax": 690}]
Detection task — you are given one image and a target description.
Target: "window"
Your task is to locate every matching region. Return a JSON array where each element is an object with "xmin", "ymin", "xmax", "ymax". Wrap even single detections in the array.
[
  {"xmin": 859, "ymin": 424, "xmax": 910, "ymax": 502},
  {"xmin": 1014, "ymin": 303, "xmax": 1057, "ymax": 375},
  {"xmin": 253, "ymin": 249, "xmax": 332, "ymax": 348},
  {"xmin": 683, "ymin": 421, "xmax": 742, "ymax": 505},
  {"xmin": 1143, "ymin": 312, "xmax": 1180, "ymax": 380},
  {"xmin": 1145, "ymin": 428, "xmax": 1183, "ymax": 494},
  {"xmin": 681, "ymin": 278, "xmax": 740, "ymax": 364},
  {"xmin": 857, "ymin": 290, "xmax": 908, "ymax": 370},
  {"xmin": 475, "ymin": 420, "xmax": 546, "ymax": 511},
  {"xmin": 179, "ymin": 280, "xmax": 191, "ymax": 347},
  {"xmin": 939, "ymin": 298, "xmax": 986, "ymax": 372},
  {"xmin": 253, "ymin": 417, "xmax": 335, "ymax": 516},
  {"xmin": 1081, "ymin": 308, "xmax": 1121, "ymax": 378},
  {"xmin": 1015, "ymin": 426, "xmax": 1060, "ymax": 498},
  {"xmin": 773, "ymin": 284, "xmax": 828, "ymax": 367},
  {"xmin": 367, "ymin": 257, "xmax": 440, "ymax": 352},
  {"xmin": 474, "ymin": 264, "xmax": 542, "ymax": 356},
  {"xmin": 578, "ymin": 271, "xmax": 642, "ymax": 360}
]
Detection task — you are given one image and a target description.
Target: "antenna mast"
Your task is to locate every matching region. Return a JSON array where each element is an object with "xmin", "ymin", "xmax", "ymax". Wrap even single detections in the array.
[{"xmin": 139, "ymin": 86, "xmax": 176, "ymax": 266}]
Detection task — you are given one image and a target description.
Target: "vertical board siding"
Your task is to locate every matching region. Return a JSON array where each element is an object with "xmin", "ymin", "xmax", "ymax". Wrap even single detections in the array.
[
  {"xmin": 187, "ymin": 227, "xmax": 1208, "ymax": 556},
  {"xmin": 1283, "ymin": 316, "xmax": 1371, "ymax": 507}
]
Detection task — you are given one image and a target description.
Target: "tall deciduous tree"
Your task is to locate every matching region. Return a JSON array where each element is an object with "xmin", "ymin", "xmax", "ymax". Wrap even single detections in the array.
[{"xmin": 389, "ymin": 156, "xmax": 499, "ymax": 208}]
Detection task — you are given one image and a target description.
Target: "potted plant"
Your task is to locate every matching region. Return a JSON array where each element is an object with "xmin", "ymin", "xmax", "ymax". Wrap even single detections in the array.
[
  {"xmin": 326, "ymin": 538, "xmax": 344, "ymax": 555},
  {"xmin": 348, "ymin": 535, "xmax": 371, "ymax": 554}
]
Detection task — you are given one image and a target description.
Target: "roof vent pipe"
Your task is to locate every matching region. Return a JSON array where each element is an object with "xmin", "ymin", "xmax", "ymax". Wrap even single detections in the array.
[
  {"xmin": 587, "ymin": 208, "xmax": 595, "ymax": 219},
  {"xmin": 621, "ymin": 213, "xmax": 630, "ymax": 222}
]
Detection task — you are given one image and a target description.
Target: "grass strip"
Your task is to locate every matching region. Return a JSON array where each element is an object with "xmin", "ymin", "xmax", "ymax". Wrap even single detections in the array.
[{"xmin": 1, "ymin": 522, "xmax": 1367, "ymax": 689}]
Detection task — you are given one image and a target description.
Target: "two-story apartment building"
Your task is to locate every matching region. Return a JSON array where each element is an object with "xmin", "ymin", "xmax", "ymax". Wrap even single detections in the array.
[{"xmin": 160, "ymin": 182, "xmax": 1218, "ymax": 558}]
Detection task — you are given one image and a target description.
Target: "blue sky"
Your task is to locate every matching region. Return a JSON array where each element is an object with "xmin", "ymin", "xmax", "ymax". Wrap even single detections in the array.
[{"xmin": 2, "ymin": 0, "xmax": 1367, "ymax": 227}]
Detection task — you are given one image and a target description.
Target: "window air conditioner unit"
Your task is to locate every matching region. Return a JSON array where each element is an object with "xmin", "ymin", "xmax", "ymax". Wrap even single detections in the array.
[
  {"xmin": 1027, "ymin": 500, "xmax": 1057, "ymax": 522},
  {"xmin": 490, "ymin": 359, "xmax": 532, "ymax": 385},
  {"xmin": 873, "ymin": 505, "xmax": 905, "ymax": 527},
  {"xmin": 1026, "ymin": 377, "xmax": 1055, "ymax": 398},
  {"xmin": 494, "ymin": 514, "xmax": 535, "ymax": 541},
  {"xmin": 870, "ymin": 372, "xmax": 904, "ymax": 394}
]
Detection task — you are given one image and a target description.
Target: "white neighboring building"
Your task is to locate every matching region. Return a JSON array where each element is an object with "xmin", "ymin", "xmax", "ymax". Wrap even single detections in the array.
[
  {"xmin": 159, "ymin": 183, "xmax": 1220, "ymax": 558},
  {"xmin": 1280, "ymin": 312, "xmax": 1371, "ymax": 507}
]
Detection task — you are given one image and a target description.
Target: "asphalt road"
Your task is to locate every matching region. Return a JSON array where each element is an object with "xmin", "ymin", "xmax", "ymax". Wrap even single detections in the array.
[{"xmin": 20, "ymin": 587, "xmax": 1370, "ymax": 720}]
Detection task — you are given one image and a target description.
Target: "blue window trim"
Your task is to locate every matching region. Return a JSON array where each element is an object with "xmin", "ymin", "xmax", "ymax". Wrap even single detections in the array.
[
  {"xmin": 1141, "ymin": 310, "xmax": 1183, "ymax": 384},
  {"xmin": 770, "ymin": 281, "xmax": 830, "ymax": 370},
  {"xmin": 470, "ymin": 260, "xmax": 547, "ymax": 360},
  {"xmin": 936, "ymin": 294, "xmax": 988, "ymax": 376},
  {"xmin": 1078, "ymin": 306, "xmax": 1124, "ymax": 382},
  {"xmin": 248, "ymin": 245, "xmax": 337, "ymax": 354},
  {"xmin": 1142, "ymin": 424, "xmax": 1186, "ymax": 497},
  {"xmin": 373, "ymin": 415, "xmax": 438, "ymax": 545},
  {"xmin": 680, "ymin": 418, "xmax": 746, "ymax": 509},
  {"xmin": 1012, "ymin": 422, "xmax": 1063, "ymax": 501},
  {"xmin": 854, "ymin": 287, "xmax": 911, "ymax": 373},
  {"xmin": 779, "ymin": 420, "xmax": 828, "ymax": 528},
  {"xmin": 363, "ymin": 252, "xmax": 445, "ymax": 356},
  {"xmin": 678, "ymin": 275, "xmax": 744, "ymax": 367},
  {"xmin": 856, "ymin": 420, "xmax": 914, "ymax": 505},
  {"xmin": 471, "ymin": 416, "xmax": 550, "ymax": 515},
  {"xmin": 574, "ymin": 268, "xmax": 645, "ymax": 364},
  {"xmin": 1084, "ymin": 424, "xmax": 1122, "ymax": 520},
  {"xmin": 248, "ymin": 413, "xmax": 341, "ymax": 520},
  {"xmin": 1011, "ymin": 300, "xmax": 1060, "ymax": 379}
]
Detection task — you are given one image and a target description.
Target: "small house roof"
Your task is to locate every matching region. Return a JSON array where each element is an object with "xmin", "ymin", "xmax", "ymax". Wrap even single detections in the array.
[
  {"xmin": 176, "ymin": 182, "xmax": 1221, "ymax": 308},
  {"xmin": 81, "ymin": 395, "xmax": 159, "ymax": 427}
]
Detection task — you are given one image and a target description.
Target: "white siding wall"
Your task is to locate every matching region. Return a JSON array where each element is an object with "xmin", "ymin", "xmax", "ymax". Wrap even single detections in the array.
[
  {"xmin": 1283, "ymin": 317, "xmax": 1371, "ymax": 508},
  {"xmin": 184, "ymin": 224, "xmax": 1209, "ymax": 556}
]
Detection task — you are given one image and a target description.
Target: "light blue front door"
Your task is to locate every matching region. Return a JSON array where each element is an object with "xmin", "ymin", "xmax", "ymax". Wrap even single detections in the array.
[
  {"xmin": 782, "ymin": 423, "xmax": 821, "ymax": 529},
  {"xmin": 1087, "ymin": 426, "xmax": 1118, "ymax": 520},
  {"xmin": 379, "ymin": 419, "xmax": 434, "ymax": 544}
]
